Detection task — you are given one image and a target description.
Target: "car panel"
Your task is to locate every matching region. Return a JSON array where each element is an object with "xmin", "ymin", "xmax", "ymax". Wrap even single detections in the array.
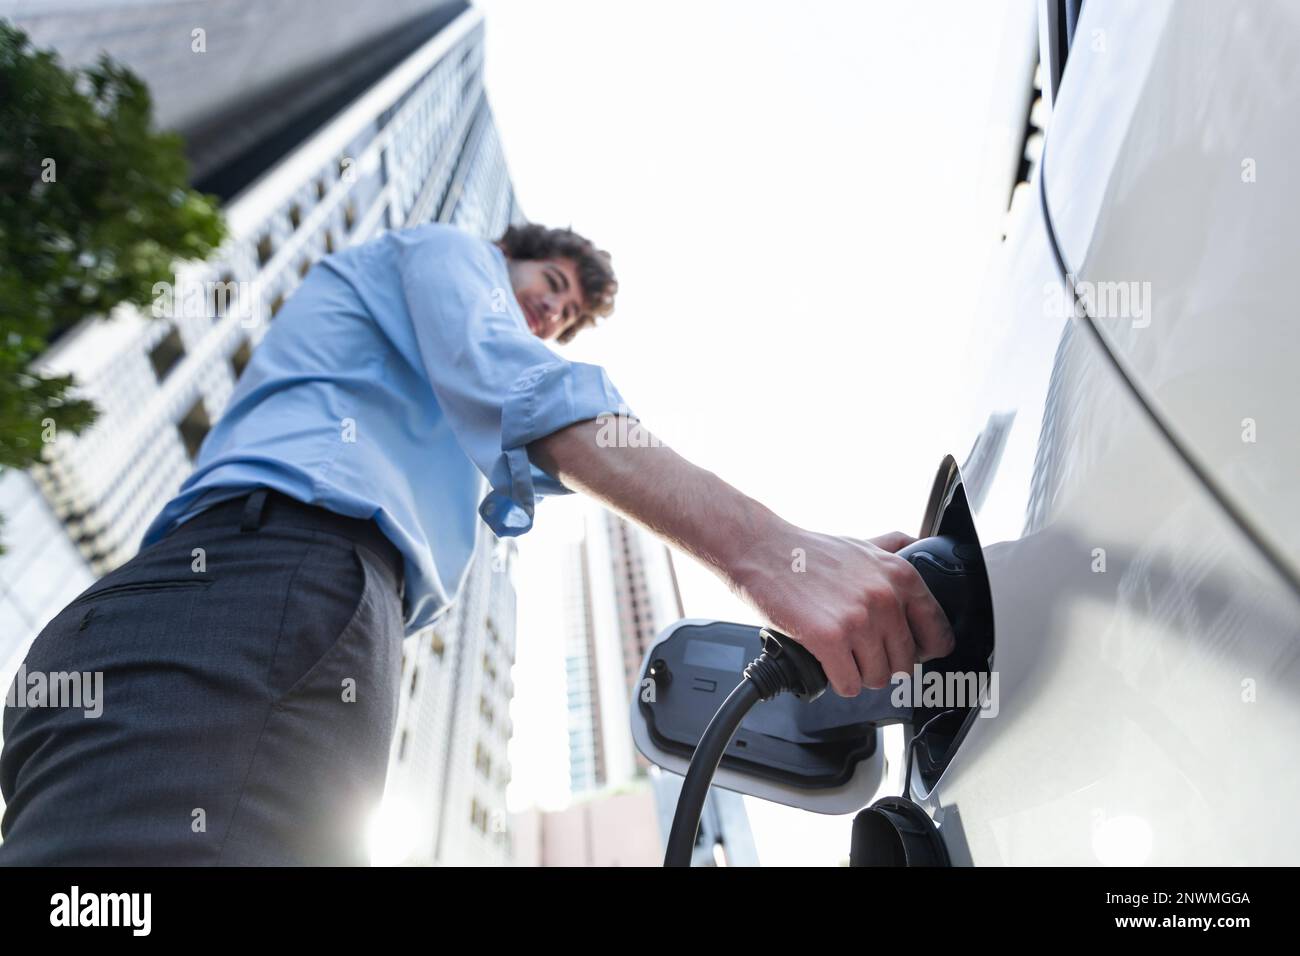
[
  {"xmin": 1043, "ymin": 0, "xmax": 1300, "ymax": 582},
  {"xmin": 920, "ymin": 114, "xmax": 1300, "ymax": 864}
]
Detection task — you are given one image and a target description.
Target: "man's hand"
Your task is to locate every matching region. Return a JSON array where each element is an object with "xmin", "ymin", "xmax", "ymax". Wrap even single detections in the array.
[
  {"xmin": 529, "ymin": 418, "xmax": 956, "ymax": 698},
  {"xmin": 727, "ymin": 528, "xmax": 956, "ymax": 697}
]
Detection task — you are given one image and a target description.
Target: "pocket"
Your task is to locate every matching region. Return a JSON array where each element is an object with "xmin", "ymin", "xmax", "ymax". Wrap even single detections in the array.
[
  {"xmin": 265, "ymin": 540, "xmax": 370, "ymax": 703},
  {"xmin": 68, "ymin": 578, "xmax": 212, "ymax": 608},
  {"xmin": 20, "ymin": 574, "xmax": 209, "ymax": 677},
  {"xmin": 219, "ymin": 544, "xmax": 403, "ymax": 865},
  {"xmin": 2, "ymin": 569, "xmax": 209, "ymax": 801},
  {"xmin": 272, "ymin": 542, "xmax": 401, "ymax": 712}
]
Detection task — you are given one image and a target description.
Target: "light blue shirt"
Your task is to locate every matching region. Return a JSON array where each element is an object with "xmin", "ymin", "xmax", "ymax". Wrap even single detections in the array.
[{"xmin": 143, "ymin": 223, "xmax": 630, "ymax": 634}]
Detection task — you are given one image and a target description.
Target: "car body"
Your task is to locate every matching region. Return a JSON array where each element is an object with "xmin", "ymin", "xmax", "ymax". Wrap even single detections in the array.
[
  {"xmin": 918, "ymin": 0, "xmax": 1300, "ymax": 865},
  {"xmin": 633, "ymin": 0, "xmax": 1300, "ymax": 866}
]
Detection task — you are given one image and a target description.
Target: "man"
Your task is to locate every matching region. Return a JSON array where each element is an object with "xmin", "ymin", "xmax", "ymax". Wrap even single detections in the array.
[{"xmin": 0, "ymin": 222, "xmax": 954, "ymax": 865}]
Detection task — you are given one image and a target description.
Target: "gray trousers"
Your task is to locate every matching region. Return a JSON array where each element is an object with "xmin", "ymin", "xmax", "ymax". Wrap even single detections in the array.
[{"xmin": 0, "ymin": 489, "xmax": 405, "ymax": 865}]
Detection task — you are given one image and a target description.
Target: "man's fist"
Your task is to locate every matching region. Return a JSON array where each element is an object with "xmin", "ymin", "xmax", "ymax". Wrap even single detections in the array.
[{"xmin": 731, "ymin": 528, "xmax": 956, "ymax": 698}]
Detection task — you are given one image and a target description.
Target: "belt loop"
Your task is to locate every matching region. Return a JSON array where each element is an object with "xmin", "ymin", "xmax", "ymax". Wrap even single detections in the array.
[{"xmin": 240, "ymin": 488, "xmax": 270, "ymax": 532}]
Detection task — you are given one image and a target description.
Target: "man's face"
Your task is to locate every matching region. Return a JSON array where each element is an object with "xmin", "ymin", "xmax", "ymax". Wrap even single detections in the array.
[{"xmin": 506, "ymin": 256, "xmax": 585, "ymax": 341}]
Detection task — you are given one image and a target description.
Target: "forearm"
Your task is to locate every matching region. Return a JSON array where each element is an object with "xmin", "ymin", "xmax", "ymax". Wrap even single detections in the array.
[
  {"xmin": 528, "ymin": 415, "xmax": 954, "ymax": 698},
  {"xmin": 527, "ymin": 417, "xmax": 788, "ymax": 587}
]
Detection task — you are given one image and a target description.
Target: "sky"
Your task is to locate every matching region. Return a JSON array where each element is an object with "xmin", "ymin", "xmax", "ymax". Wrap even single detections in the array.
[{"xmin": 477, "ymin": 0, "xmax": 1033, "ymax": 865}]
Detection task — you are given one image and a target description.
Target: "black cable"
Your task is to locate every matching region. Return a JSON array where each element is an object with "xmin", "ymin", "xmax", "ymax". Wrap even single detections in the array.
[
  {"xmin": 663, "ymin": 629, "xmax": 828, "ymax": 867},
  {"xmin": 663, "ymin": 678, "xmax": 762, "ymax": 867}
]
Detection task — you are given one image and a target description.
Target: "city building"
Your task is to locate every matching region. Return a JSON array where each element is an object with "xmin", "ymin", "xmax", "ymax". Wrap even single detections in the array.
[
  {"xmin": 559, "ymin": 504, "xmax": 759, "ymax": 866},
  {"xmin": 0, "ymin": 3, "xmax": 526, "ymax": 863},
  {"xmin": 511, "ymin": 782, "xmax": 664, "ymax": 867},
  {"xmin": 0, "ymin": 0, "xmax": 467, "ymax": 196},
  {"xmin": 379, "ymin": 521, "xmax": 519, "ymax": 866}
]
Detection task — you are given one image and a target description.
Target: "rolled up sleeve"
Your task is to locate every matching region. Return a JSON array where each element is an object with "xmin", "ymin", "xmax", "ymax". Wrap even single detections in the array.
[{"xmin": 399, "ymin": 227, "xmax": 632, "ymax": 536}]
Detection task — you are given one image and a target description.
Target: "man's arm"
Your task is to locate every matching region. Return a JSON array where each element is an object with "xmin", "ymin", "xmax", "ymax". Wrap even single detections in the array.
[{"xmin": 528, "ymin": 418, "xmax": 955, "ymax": 698}]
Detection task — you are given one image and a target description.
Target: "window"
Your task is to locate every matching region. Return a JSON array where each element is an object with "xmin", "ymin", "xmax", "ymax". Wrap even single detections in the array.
[
  {"xmin": 298, "ymin": 258, "xmax": 312, "ymax": 279},
  {"xmin": 256, "ymin": 235, "xmax": 274, "ymax": 267},
  {"xmin": 288, "ymin": 203, "xmax": 302, "ymax": 229},
  {"xmin": 269, "ymin": 293, "xmax": 285, "ymax": 318},
  {"xmin": 148, "ymin": 325, "xmax": 185, "ymax": 382},
  {"xmin": 230, "ymin": 338, "xmax": 253, "ymax": 381},
  {"xmin": 469, "ymin": 799, "xmax": 488, "ymax": 833},
  {"xmin": 178, "ymin": 398, "xmax": 211, "ymax": 460},
  {"xmin": 344, "ymin": 200, "xmax": 356, "ymax": 233},
  {"xmin": 211, "ymin": 272, "xmax": 236, "ymax": 320}
]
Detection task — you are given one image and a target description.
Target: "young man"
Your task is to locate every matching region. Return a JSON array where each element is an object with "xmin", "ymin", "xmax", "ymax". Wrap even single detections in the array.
[{"xmin": 0, "ymin": 222, "xmax": 954, "ymax": 865}]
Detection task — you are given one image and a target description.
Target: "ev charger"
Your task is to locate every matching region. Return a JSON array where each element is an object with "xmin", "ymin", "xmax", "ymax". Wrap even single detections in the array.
[
  {"xmin": 629, "ymin": 533, "xmax": 994, "ymax": 861},
  {"xmin": 629, "ymin": 618, "xmax": 908, "ymax": 815}
]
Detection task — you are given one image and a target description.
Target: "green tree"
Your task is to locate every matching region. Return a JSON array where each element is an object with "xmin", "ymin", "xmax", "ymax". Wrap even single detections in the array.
[{"xmin": 1, "ymin": 19, "xmax": 225, "ymax": 470}]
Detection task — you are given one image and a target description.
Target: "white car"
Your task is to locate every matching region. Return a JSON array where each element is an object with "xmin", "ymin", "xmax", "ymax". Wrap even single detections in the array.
[{"xmin": 634, "ymin": 0, "xmax": 1300, "ymax": 865}]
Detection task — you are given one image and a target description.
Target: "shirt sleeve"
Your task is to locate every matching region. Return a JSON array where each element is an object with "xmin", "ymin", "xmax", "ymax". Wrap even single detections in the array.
[{"xmin": 398, "ymin": 226, "xmax": 631, "ymax": 536}]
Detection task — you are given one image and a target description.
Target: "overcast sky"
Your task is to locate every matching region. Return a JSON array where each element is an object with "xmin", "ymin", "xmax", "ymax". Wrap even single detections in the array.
[{"xmin": 476, "ymin": 0, "xmax": 1031, "ymax": 864}]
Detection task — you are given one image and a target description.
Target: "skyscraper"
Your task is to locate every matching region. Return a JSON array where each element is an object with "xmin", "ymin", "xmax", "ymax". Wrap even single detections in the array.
[
  {"xmin": 565, "ymin": 506, "xmax": 684, "ymax": 792},
  {"xmin": 0, "ymin": 3, "xmax": 525, "ymax": 862},
  {"xmin": 561, "ymin": 504, "xmax": 759, "ymax": 865},
  {"xmin": 380, "ymin": 522, "xmax": 519, "ymax": 866}
]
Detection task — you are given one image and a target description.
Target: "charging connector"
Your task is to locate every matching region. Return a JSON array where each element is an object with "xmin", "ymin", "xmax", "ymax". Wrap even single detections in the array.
[
  {"xmin": 661, "ymin": 533, "xmax": 985, "ymax": 866},
  {"xmin": 663, "ymin": 628, "xmax": 826, "ymax": 866}
]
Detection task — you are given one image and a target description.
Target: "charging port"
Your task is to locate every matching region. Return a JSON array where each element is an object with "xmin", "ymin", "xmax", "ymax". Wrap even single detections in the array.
[{"xmin": 908, "ymin": 458, "xmax": 995, "ymax": 793}]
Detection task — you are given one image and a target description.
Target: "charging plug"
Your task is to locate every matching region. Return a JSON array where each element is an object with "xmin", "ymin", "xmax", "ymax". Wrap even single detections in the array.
[{"xmin": 747, "ymin": 627, "xmax": 829, "ymax": 702}]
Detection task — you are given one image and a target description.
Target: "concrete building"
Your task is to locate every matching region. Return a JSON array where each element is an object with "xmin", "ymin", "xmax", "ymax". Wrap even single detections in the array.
[
  {"xmin": 515, "ymin": 782, "xmax": 665, "ymax": 867},
  {"xmin": 0, "ymin": 3, "xmax": 527, "ymax": 863},
  {"xmin": 0, "ymin": 0, "xmax": 468, "ymax": 195},
  {"xmin": 560, "ymin": 504, "xmax": 759, "ymax": 866},
  {"xmin": 379, "ymin": 522, "xmax": 519, "ymax": 866}
]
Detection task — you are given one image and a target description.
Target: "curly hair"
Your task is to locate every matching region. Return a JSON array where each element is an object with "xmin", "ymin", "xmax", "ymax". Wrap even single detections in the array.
[{"xmin": 496, "ymin": 222, "xmax": 617, "ymax": 343}]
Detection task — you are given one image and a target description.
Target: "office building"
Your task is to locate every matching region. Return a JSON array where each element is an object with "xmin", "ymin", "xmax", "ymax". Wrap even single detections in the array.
[
  {"xmin": 561, "ymin": 505, "xmax": 759, "ymax": 865},
  {"xmin": 0, "ymin": 3, "xmax": 525, "ymax": 863}
]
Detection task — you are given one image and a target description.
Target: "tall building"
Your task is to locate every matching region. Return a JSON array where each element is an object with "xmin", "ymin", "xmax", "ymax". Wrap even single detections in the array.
[
  {"xmin": 0, "ymin": 0, "xmax": 467, "ymax": 195},
  {"xmin": 564, "ymin": 507, "xmax": 683, "ymax": 793},
  {"xmin": 561, "ymin": 505, "xmax": 759, "ymax": 866},
  {"xmin": 563, "ymin": 533, "xmax": 605, "ymax": 794},
  {"xmin": 380, "ymin": 521, "xmax": 519, "ymax": 866},
  {"xmin": 0, "ymin": 3, "xmax": 526, "ymax": 862}
]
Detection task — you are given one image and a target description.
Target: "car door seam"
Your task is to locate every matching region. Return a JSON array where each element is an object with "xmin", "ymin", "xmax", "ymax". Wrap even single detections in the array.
[{"xmin": 1036, "ymin": 142, "xmax": 1300, "ymax": 601}]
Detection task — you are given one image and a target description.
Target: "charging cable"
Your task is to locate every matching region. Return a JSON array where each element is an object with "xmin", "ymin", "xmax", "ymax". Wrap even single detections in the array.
[{"xmin": 663, "ymin": 627, "xmax": 828, "ymax": 867}]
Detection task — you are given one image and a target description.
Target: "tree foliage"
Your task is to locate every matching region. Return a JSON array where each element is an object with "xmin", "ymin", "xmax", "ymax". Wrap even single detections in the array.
[{"xmin": 0, "ymin": 19, "xmax": 226, "ymax": 470}]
